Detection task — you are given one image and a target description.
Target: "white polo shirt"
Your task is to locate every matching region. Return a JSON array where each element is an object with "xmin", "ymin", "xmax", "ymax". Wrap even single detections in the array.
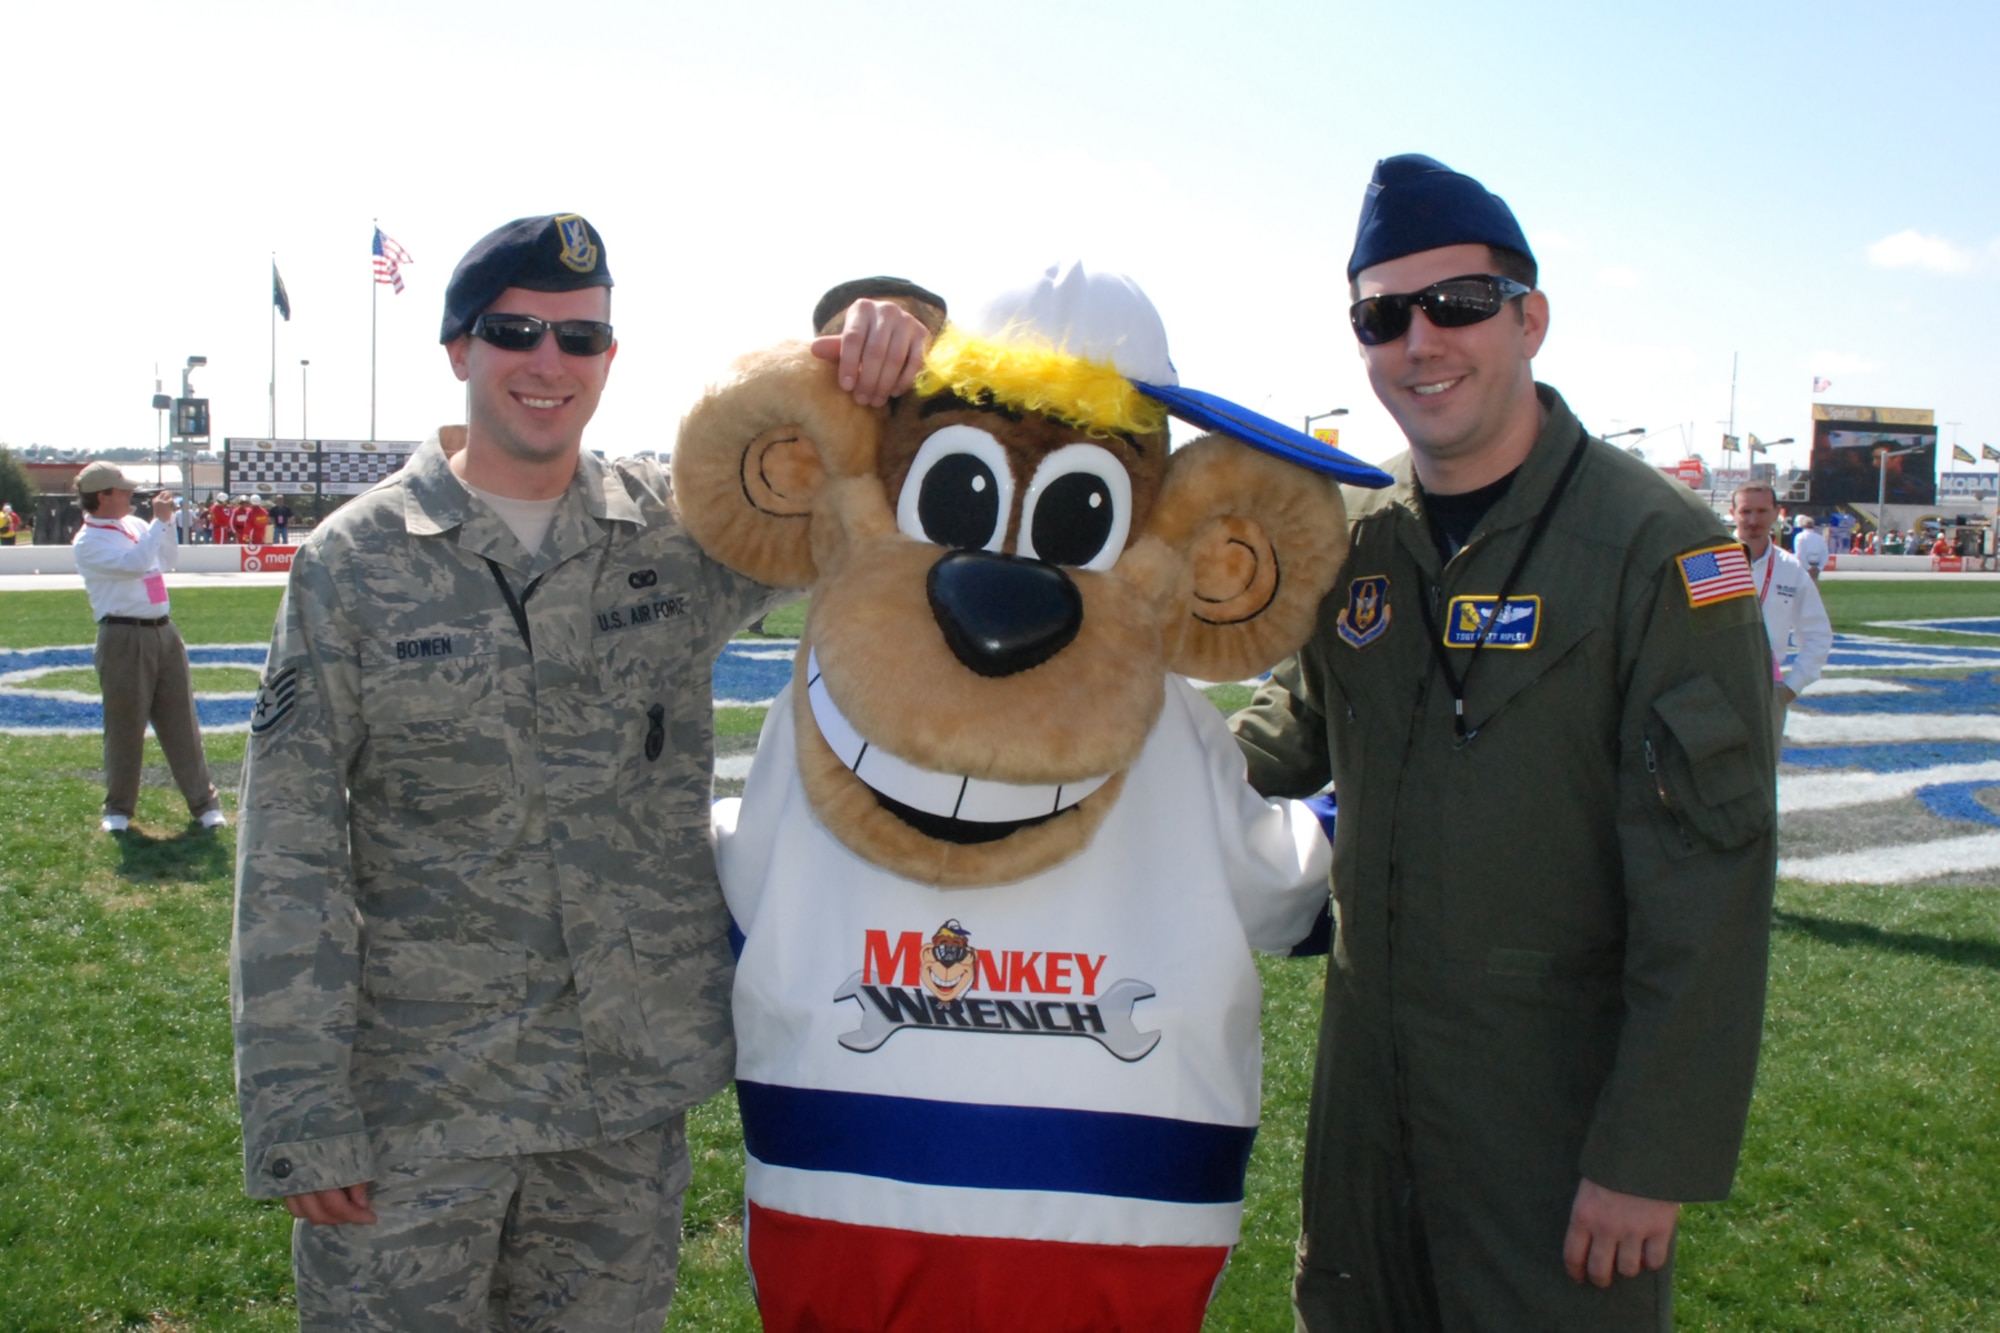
[{"xmin": 73, "ymin": 514, "xmax": 178, "ymax": 621}]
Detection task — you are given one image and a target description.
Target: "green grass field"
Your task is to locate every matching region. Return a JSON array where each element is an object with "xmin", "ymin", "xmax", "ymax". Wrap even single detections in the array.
[{"xmin": 2, "ymin": 582, "xmax": 1997, "ymax": 1330}]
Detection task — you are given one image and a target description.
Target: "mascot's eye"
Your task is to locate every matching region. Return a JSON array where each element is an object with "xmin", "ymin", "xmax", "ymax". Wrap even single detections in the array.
[
  {"xmin": 897, "ymin": 424, "xmax": 1015, "ymax": 551},
  {"xmin": 1018, "ymin": 444, "xmax": 1133, "ymax": 572}
]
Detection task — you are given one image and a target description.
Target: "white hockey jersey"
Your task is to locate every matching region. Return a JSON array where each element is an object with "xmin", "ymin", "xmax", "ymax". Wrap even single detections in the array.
[{"xmin": 713, "ymin": 675, "xmax": 1331, "ymax": 1333}]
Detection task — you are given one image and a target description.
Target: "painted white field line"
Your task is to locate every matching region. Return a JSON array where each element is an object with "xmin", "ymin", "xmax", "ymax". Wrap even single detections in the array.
[
  {"xmin": 1781, "ymin": 761, "xmax": 2000, "ymax": 814},
  {"xmin": 1869, "ymin": 617, "xmax": 2000, "ymax": 634},
  {"xmin": 1781, "ymin": 832, "xmax": 2000, "ymax": 885},
  {"xmin": 716, "ymin": 754, "xmax": 757, "ymax": 781},
  {"xmin": 1784, "ymin": 712, "xmax": 2000, "ymax": 744},
  {"xmin": 1797, "ymin": 678, "xmax": 1912, "ymax": 696}
]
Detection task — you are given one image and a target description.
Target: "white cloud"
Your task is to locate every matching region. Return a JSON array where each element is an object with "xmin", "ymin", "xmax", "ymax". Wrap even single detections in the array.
[
  {"xmin": 1865, "ymin": 229, "xmax": 1979, "ymax": 274},
  {"xmin": 1531, "ymin": 229, "xmax": 1577, "ymax": 254},
  {"xmin": 1809, "ymin": 351, "xmax": 1883, "ymax": 376},
  {"xmin": 1595, "ymin": 265, "xmax": 1643, "ymax": 289}
]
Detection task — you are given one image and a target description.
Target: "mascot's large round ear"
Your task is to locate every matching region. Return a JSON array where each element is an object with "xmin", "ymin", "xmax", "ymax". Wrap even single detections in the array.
[
  {"xmin": 1136, "ymin": 434, "xmax": 1350, "ymax": 683},
  {"xmin": 673, "ymin": 342, "xmax": 882, "ymax": 588}
]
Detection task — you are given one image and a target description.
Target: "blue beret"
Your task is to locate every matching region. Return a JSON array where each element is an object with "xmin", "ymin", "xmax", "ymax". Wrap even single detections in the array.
[
  {"xmin": 440, "ymin": 214, "xmax": 613, "ymax": 343},
  {"xmin": 1347, "ymin": 154, "xmax": 1534, "ymax": 281}
]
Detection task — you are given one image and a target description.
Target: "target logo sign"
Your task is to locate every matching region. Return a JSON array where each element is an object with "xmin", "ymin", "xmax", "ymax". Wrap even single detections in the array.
[{"xmin": 239, "ymin": 545, "xmax": 297, "ymax": 573}]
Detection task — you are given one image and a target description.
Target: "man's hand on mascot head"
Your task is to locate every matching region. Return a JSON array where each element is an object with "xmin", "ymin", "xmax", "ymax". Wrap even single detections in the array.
[{"xmin": 811, "ymin": 299, "xmax": 930, "ymax": 408}]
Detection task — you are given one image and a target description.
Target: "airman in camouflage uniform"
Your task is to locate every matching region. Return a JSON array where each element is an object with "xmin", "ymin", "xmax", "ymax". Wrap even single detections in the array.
[{"xmin": 233, "ymin": 215, "xmax": 790, "ymax": 1332}]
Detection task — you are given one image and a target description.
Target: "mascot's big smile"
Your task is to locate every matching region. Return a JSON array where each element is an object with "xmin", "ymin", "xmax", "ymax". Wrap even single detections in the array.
[{"xmin": 805, "ymin": 650, "xmax": 1110, "ymax": 844}]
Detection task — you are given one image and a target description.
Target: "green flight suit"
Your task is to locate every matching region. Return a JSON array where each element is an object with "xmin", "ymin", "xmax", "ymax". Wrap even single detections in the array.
[{"xmin": 1233, "ymin": 387, "xmax": 1776, "ymax": 1331}]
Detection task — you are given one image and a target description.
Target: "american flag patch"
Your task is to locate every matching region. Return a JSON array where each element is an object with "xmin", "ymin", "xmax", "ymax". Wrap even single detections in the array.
[{"xmin": 1677, "ymin": 543, "xmax": 1755, "ymax": 607}]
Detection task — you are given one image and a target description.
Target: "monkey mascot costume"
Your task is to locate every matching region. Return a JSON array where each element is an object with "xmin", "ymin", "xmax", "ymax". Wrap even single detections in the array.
[{"xmin": 676, "ymin": 263, "xmax": 1392, "ymax": 1332}]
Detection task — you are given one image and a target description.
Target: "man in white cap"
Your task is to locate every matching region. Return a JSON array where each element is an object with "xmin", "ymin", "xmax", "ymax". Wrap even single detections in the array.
[
  {"xmin": 1791, "ymin": 513, "xmax": 1829, "ymax": 583},
  {"xmin": 71, "ymin": 461, "xmax": 224, "ymax": 833}
]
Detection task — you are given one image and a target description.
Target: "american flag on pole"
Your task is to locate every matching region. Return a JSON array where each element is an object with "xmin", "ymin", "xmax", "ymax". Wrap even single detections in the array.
[
  {"xmin": 1676, "ymin": 543, "xmax": 1756, "ymax": 608},
  {"xmin": 373, "ymin": 227, "xmax": 412, "ymax": 294},
  {"xmin": 1813, "ymin": 376, "xmax": 1833, "ymax": 393}
]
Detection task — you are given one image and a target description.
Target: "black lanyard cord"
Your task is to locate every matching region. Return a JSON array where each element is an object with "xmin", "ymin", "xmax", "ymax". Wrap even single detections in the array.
[
  {"xmin": 485, "ymin": 558, "xmax": 546, "ymax": 656},
  {"xmin": 1415, "ymin": 430, "xmax": 1591, "ymax": 742}
]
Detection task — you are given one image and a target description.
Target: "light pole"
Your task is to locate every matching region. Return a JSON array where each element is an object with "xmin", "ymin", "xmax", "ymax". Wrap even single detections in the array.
[
  {"xmin": 152, "ymin": 366, "xmax": 171, "ymax": 487},
  {"xmin": 1304, "ymin": 407, "xmax": 1348, "ymax": 437},
  {"xmin": 300, "ymin": 359, "xmax": 310, "ymax": 439},
  {"xmin": 1602, "ymin": 426, "xmax": 1647, "ymax": 443},
  {"xmin": 1877, "ymin": 443, "xmax": 1923, "ymax": 539},
  {"xmin": 180, "ymin": 355, "xmax": 208, "ymax": 478}
]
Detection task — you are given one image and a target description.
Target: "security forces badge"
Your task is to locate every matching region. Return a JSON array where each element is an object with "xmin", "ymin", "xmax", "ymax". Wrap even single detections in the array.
[
  {"xmin": 1336, "ymin": 575, "xmax": 1391, "ymax": 648},
  {"xmin": 554, "ymin": 214, "xmax": 599, "ymax": 273}
]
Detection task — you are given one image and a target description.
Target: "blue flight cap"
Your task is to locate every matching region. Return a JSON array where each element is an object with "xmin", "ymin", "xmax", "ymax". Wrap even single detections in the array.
[
  {"xmin": 440, "ymin": 214, "xmax": 613, "ymax": 343},
  {"xmin": 1347, "ymin": 154, "xmax": 1534, "ymax": 281}
]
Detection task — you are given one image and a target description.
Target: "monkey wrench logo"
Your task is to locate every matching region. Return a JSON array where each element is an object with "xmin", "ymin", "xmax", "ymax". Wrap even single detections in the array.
[{"xmin": 834, "ymin": 920, "xmax": 1161, "ymax": 1062}]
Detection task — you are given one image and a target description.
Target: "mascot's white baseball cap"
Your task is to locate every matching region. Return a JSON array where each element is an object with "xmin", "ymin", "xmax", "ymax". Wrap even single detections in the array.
[{"xmin": 963, "ymin": 261, "xmax": 1392, "ymax": 488}]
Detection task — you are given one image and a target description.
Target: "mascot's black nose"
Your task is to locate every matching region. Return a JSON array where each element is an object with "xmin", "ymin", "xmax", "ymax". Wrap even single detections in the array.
[{"xmin": 927, "ymin": 550, "xmax": 1083, "ymax": 678}]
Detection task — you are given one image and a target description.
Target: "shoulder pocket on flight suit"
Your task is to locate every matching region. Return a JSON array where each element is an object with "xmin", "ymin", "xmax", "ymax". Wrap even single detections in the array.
[{"xmin": 1645, "ymin": 673, "xmax": 1772, "ymax": 856}]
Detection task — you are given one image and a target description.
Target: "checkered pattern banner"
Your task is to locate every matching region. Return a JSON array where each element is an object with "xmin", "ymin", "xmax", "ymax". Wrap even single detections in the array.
[{"xmin": 224, "ymin": 439, "xmax": 418, "ymax": 496}]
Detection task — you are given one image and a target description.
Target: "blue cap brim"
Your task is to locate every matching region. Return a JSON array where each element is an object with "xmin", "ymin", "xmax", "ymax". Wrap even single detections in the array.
[{"xmin": 1135, "ymin": 384, "xmax": 1394, "ymax": 488}]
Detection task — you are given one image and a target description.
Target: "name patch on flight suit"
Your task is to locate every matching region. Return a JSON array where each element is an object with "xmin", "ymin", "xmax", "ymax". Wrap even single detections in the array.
[
  {"xmin": 1442, "ymin": 595, "xmax": 1541, "ymax": 649},
  {"xmin": 596, "ymin": 592, "xmax": 691, "ymax": 635},
  {"xmin": 1336, "ymin": 576, "xmax": 1391, "ymax": 648}
]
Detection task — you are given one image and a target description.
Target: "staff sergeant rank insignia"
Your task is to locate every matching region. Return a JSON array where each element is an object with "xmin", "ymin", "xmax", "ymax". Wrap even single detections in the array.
[
  {"xmin": 1443, "ymin": 595, "xmax": 1541, "ymax": 649},
  {"xmin": 1336, "ymin": 575, "xmax": 1392, "ymax": 648},
  {"xmin": 555, "ymin": 214, "xmax": 598, "ymax": 273}
]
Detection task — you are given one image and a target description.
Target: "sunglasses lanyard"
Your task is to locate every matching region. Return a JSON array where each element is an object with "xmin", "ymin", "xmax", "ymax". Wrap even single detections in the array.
[
  {"xmin": 486, "ymin": 559, "xmax": 547, "ymax": 656},
  {"xmin": 1414, "ymin": 430, "xmax": 1590, "ymax": 744}
]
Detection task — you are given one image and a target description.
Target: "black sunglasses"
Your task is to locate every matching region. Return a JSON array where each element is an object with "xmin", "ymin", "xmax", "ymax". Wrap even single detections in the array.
[
  {"xmin": 470, "ymin": 312, "xmax": 616, "ymax": 357},
  {"xmin": 1349, "ymin": 274, "xmax": 1532, "ymax": 346}
]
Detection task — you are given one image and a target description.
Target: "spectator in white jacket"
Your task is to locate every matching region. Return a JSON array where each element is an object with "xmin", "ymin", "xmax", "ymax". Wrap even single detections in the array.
[
  {"xmin": 1791, "ymin": 515, "xmax": 1830, "ymax": 582},
  {"xmin": 1731, "ymin": 483, "xmax": 1833, "ymax": 749}
]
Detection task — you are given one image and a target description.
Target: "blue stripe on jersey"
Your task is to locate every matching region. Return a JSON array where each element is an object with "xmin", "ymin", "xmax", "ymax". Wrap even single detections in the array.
[{"xmin": 737, "ymin": 1080, "xmax": 1256, "ymax": 1205}]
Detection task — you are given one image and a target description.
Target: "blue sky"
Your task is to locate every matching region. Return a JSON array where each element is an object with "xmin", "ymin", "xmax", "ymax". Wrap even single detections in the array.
[{"xmin": 5, "ymin": 0, "xmax": 1995, "ymax": 479}]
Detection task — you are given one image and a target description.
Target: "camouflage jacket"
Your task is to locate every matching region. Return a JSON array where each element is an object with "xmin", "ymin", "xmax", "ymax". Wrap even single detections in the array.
[{"xmin": 232, "ymin": 431, "xmax": 780, "ymax": 1199}]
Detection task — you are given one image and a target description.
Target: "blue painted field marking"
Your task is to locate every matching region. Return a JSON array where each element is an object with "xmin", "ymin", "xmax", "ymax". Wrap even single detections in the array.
[
  {"xmin": 1915, "ymin": 781, "xmax": 2000, "ymax": 828},
  {"xmin": 0, "ymin": 639, "xmax": 798, "ymax": 733},
  {"xmin": 1783, "ymin": 741, "xmax": 2000, "ymax": 772}
]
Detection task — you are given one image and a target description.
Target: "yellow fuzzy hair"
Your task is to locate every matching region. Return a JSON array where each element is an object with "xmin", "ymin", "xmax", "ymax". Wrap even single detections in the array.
[{"xmin": 913, "ymin": 325, "xmax": 1169, "ymax": 438}]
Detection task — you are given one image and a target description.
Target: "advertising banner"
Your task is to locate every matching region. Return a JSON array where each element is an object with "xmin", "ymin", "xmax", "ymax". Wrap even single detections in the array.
[
  {"xmin": 223, "ymin": 438, "xmax": 418, "ymax": 496},
  {"xmin": 1940, "ymin": 473, "xmax": 1999, "ymax": 498},
  {"xmin": 237, "ymin": 545, "xmax": 297, "ymax": 573}
]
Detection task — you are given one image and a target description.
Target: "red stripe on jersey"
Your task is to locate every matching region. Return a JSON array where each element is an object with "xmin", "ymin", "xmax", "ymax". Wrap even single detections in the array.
[{"xmin": 746, "ymin": 1202, "xmax": 1228, "ymax": 1333}]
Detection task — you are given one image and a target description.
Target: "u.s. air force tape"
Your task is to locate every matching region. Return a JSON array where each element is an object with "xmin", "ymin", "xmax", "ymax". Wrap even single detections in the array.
[{"xmin": 832, "ymin": 970, "xmax": 1162, "ymax": 1062}]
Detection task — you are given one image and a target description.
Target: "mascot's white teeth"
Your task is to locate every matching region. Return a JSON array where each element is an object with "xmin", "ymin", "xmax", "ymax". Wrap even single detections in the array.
[{"xmin": 807, "ymin": 651, "xmax": 1109, "ymax": 824}]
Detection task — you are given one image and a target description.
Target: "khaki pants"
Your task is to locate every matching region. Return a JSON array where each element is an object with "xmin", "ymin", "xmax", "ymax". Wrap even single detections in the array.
[
  {"xmin": 293, "ymin": 1115, "xmax": 690, "ymax": 1333},
  {"xmin": 93, "ymin": 618, "xmax": 218, "ymax": 820}
]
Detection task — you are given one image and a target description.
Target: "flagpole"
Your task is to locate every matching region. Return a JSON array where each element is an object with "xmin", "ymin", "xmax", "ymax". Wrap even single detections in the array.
[
  {"xmin": 270, "ymin": 254, "xmax": 278, "ymax": 441},
  {"xmin": 371, "ymin": 218, "xmax": 379, "ymax": 442}
]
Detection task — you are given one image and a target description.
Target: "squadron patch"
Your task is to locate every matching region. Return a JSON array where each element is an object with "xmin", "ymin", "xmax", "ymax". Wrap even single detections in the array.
[
  {"xmin": 1336, "ymin": 575, "xmax": 1392, "ymax": 648},
  {"xmin": 1442, "ymin": 595, "xmax": 1541, "ymax": 649},
  {"xmin": 834, "ymin": 920, "xmax": 1160, "ymax": 1062},
  {"xmin": 554, "ymin": 214, "xmax": 599, "ymax": 273},
  {"xmin": 249, "ymin": 665, "xmax": 300, "ymax": 736}
]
